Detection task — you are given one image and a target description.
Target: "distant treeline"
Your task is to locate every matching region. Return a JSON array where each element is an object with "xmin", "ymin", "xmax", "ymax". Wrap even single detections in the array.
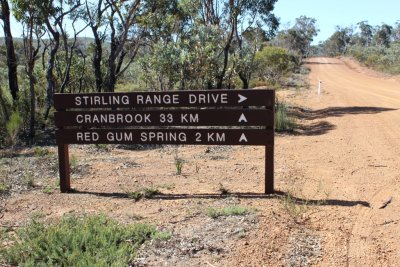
[{"xmin": 312, "ymin": 21, "xmax": 400, "ymax": 74}]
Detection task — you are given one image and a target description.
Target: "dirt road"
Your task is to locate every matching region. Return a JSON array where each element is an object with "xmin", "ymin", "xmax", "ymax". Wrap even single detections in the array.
[
  {"xmin": 295, "ymin": 57, "xmax": 400, "ymax": 266},
  {"xmin": 2, "ymin": 57, "xmax": 400, "ymax": 266}
]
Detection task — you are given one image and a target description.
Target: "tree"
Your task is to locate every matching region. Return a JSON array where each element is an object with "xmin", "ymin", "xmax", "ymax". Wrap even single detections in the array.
[
  {"xmin": 392, "ymin": 21, "xmax": 400, "ymax": 42},
  {"xmin": 323, "ymin": 26, "xmax": 353, "ymax": 56},
  {"xmin": 274, "ymin": 16, "xmax": 319, "ymax": 57},
  {"xmin": 254, "ymin": 46, "xmax": 295, "ymax": 84},
  {"xmin": 357, "ymin": 21, "xmax": 373, "ymax": 46},
  {"xmin": 39, "ymin": 0, "xmax": 83, "ymax": 120},
  {"xmin": 374, "ymin": 24, "xmax": 393, "ymax": 47},
  {"xmin": 201, "ymin": 0, "xmax": 279, "ymax": 89},
  {"xmin": 12, "ymin": 0, "xmax": 45, "ymax": 137},
  {"xmin": 236, "ymin": 27, "xmax": 269, "ymax": 89},
  {"xmin": 0, "ymin": 0, "xmax": 19, "ymax": 101},
  {"xmin": 82, "ymin": 0, "xmax": 143, "ymax": 92}
]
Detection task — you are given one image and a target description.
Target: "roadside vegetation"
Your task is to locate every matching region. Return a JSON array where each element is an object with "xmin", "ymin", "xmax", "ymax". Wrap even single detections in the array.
[
  {"xmin": 314, "ymin": 21, "xmax": 400, "ymax": 74},
  {"xmin": 0, "ymin": 214, "xmax": 167, "ymax": 266},
  {"xmin": 0, "ymin": 1, "xmax": 319, "ymax": 148},
  {"xmin": 206, "ymin": 205, "xmax": 256, "ymax": 219}
]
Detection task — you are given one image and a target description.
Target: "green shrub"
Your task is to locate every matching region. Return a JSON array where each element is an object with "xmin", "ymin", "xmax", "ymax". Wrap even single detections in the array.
[
  {"xmin": 206, "ymin": 205, "xmax": 254, "ymax": 219},
  {"xmin": 275, "ymin": 101, "xmax": 295, "ymax": 132},
  {"xmin": 174, "ymin": 157, "xmax": 184, "ymax": 175},
  {"xmin": 128, "ymin": 187, "xmax": 160, "ymax": 201},
  {"xmin": 5, "ymin": 111, "xmax": 23, "ymax": 146},
  {"xmin": 254, "ymin": 46, "xmax": 299, "ymax": 85},
  {"xmin": 1, "ymin": 215, "xmax": 163, "ymax": 266},
  {"xmin": 0, "ymin": 182, "xmax": 9, "ymax": 194},
  {"xmin": 34, "ymin": 147, "xmax": 51, "ymax": 157}
]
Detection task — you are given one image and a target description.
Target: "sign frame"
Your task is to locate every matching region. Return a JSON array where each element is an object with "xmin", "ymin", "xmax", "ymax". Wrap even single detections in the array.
[{"xmin": 55, "ymin": 89, "xmax": 275, "ymax": 194}]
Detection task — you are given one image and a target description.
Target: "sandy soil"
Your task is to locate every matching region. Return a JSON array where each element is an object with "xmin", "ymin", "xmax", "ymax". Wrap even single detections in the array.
[{"xmin": 1, "ymin": 57, "xmax": 400, "ymax": 266}]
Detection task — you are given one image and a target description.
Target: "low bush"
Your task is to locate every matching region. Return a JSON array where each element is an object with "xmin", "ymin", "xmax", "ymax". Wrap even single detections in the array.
[
  {"xmin": 275, "ymin": 101, "xmax": 295, "ymax": 132},
  {"xmin": 1, "ymin": 215, "xmax": 165, "ymax": 266},
  {"xmin": 206, "ymin": 205, "xmax": 254, "ymax": 219}
]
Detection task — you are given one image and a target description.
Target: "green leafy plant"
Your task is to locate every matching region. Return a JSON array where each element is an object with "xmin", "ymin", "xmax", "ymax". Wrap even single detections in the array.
[
  {"xmin": 70, "ymin": 154, "xmax": 78, "ymax": 169},
  {"xmin": 5, "ymin": 111, "xmax": 23, "ymax": 147},
  {"xmin": 0, "ymin": 182, "xmax": 9, "ymax": 194},
  {"xmin": 128, "ymin": 191, "xmax": 143, "ymax": 201},
  {"xmin": 151, "ymin": 231, "xmax": 172, "ymax": 241},
  {"xmin": 206, "ymin": 205, "xmax": 254, "ymax": 219},
  {"xmin": 275, "ymin": 101, "xmax": 295, "ymax": 132},
  {"xmin": 42, "ymin": 187, "xmax": 54, "ymax": 194},
  {"xmin": 0, "ymin": 215, "xmax": 166, "ymax": 266},
  {"xmin": 142, "ymin": 187, "xmax": 160, "ymax": 198},
  {"xmin": 34, "ymin": 147, "xmax": 51, "ymax": 157},
  {"xmin": 280, "ymin": 192, "xmax": 309, "ymax": 223},
  {"xmin": 174, "ymin": 157, "xmax": 184, "ymax": 175},
  {"xmin": 128, "ymin": 187, "xmax": 160, "ymax": 201},
  {"xmin": 23, "ymin": 172, "xmax": 35, "ymax": 188}
]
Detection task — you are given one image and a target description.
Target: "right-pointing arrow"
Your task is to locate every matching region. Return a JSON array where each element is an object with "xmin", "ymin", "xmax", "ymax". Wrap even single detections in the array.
[
  {"xmin": 238, "ymin": 94, "xmax": 247, "ymax": 103},
  {"xmin": 238, "ymin": 113, "xmax": 248, "ymax": 123},
  {"xmin": 239, "ymin": 133, "xmax": 248, "ymax": 143}
]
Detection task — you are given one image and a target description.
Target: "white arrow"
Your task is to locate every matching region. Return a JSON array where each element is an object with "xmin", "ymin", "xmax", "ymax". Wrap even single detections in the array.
[
  {"xmin": 238, "ymin": 113, "xmax": 248, "ymax": 123},
  {"xmin": 238, "ymin": 94, "xmax": 247, "ymax": 103},
  {"xmin": 239, "ymin": 133, "xmax": 248, "ymax": 143}
]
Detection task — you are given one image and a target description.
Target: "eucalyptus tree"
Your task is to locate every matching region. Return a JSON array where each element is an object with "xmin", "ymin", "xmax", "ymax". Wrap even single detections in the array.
[
  {"xmin": 82, "ymin": 0, "xmax": 144, "ymax": 92},
  {"xmin": 274, "ymin": 16, "xmax": 318, "ymax": 57},
  {"xmin": 357, "ymin": 21, "xmax": 373, "ymax": 46},
  {"xmin": 35, "ymin": 0, "xmax": 83, "ymax": 120},
  {"xmin": 0, "ymin": 0, "xmax": 19, "ymax": 101},
  {"xmin": 374, "ymin": 24, "xmax": 393, "ymax": 48},
  {"xmin": 198, "ymin": 0, "xmax": 279, "ymax": 89},
  {"xmin": 11, "ymin": 0, "xmax": 46, "ymax": 137},
  {"xmin": 235, "ymin": 27, "xmax": 270, "ymax": 89},
  {"xmin": 393, "ymin": 21, "xmax": 400, "ymax": 42}
]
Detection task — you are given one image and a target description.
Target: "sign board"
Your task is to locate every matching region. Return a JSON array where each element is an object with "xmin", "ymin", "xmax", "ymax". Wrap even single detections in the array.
[
  {"xmin": 55, "ymin": 110, "xmax": 273, "ymax": 127},
  {"xmin": 55, "ymin": 89, "xmax": 275, "ymax": 194},
  {"xmin": 54, "ymin": 89, "xmax": 274, "ymax": 109}
]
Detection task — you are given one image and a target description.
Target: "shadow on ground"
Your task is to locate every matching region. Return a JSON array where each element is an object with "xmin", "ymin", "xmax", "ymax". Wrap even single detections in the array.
[
  {"xmin": 289, "ymin": 106, "xmax": 396, "ymax": 136},
  {"xmin": 291, "ymin": 106, "xmax": 396, "ymax": 121},
  {"xmin": 70, "ymin": 190, "xmax": 370, "ymax": 208}
]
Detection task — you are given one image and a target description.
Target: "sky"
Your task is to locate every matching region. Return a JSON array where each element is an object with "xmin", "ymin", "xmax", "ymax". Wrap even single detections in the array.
[{"xmin": 273, "ymin": 0, "xmax": 400, "ymax": 44}]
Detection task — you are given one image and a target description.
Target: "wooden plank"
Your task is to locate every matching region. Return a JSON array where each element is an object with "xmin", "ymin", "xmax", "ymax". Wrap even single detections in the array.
[
  {"xmin": 54, "ymin": 89, "xmax": 274, "ymax": 109},
  {"xmin": 265, "ymin": 89, "xmax": 275, "ymax": 194},
  {"xmin": 58, "ymin": 144, "xmax": 70, "ymax": 193},
  {"xmin": 56, "ymin": 128, "xmax": 273, "ymax": 146},
  {"xmin": 55, "ymin": 109, "xmax": 273, "ymax": 127}
]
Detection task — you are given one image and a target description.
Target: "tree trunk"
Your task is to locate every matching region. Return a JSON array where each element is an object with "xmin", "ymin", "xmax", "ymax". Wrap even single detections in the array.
[
  {"xmin": 239, "ymin": 71, "xmax": 249, "ymax": 89},
  {"xmin": 29, "ymin": 72, "xmax": 35, "ymax": 138},
  {"xmin": 44, "ymin": 20, "xmax": 60, "ymax": 121},
  {"xmin": 0, "ymin": 0, "xmax": 19, "ymax": 101},
  {"xmin": 105, "ymin": 28, "xmax": 117, "ymax": 92},
  {"xmin": 216, "ymin": 46, "xmax": 229, "ymax": 89},
  {"xmin": 93, "ymin": 31, "xmax": 103, "ymax": 92}
]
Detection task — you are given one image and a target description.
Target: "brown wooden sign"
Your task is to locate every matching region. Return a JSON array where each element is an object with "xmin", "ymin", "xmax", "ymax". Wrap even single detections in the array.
[
  {"xmin": 55, "ymin": 110, "xmax": 273, "ymax": 127},
  {"xmin": 56, "ymin": 129, "xmax": 273, "ymax": 146},
  {"xmin": 55, "ymin": 89, "xmax": 275, "ymax": 194},
  {"xmin": 54, "ymin": 89, "xmax": 274, "ymax": 109}
]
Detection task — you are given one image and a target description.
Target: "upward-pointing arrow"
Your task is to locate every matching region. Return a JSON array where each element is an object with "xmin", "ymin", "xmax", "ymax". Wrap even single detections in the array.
[
  {"xmin": 238, "ymin": 113, "xmax": 248, "ymax": 123},
  {"xmin": 238, "ymin": 94, "xmax": 247, "ymax": 103},
  {"xmin": 239, "ymin": 133, "xmax": 248, "ymax": 143}
]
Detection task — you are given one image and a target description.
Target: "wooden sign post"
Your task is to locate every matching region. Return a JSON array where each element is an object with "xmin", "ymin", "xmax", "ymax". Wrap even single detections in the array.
[{"xmin": 54, "ymin": 89, "xmax": 275, "ymax": 194}]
